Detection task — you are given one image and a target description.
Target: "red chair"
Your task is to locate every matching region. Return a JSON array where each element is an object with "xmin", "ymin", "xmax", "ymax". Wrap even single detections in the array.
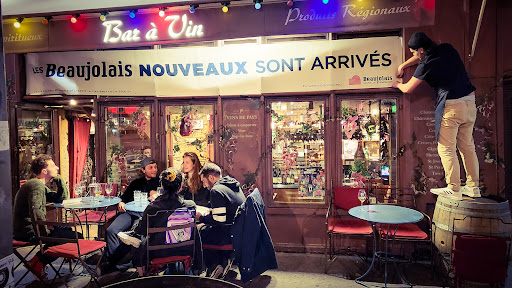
[
  {"xmin": 374, "ymin": 188, "xmax": 433, "ymax": 266},
  {"xmin": 32, "ymin": 208, "xmax": 106, "ymax": 287},
  {"xmin": 12, "ymin": 240, "xmax": 45, "ymax": 286},
  {"xmin": 75, "ymin": 209, "xmax": 118, "ymax": 239},
  {"xmin": 326, "ymin": 186, "xmax": 373, "ymax": 264},
  {"xmin": 452, "ymin": 234, "xmax": 510, "ymax": 287}
]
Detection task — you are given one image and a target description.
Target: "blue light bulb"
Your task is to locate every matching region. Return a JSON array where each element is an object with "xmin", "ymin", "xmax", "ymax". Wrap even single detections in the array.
[
  {"xmin": 129, "ymin": 11, "xmax": 136, "ymax": 18},
  {"xmin": 323, "ymin": 0, "xmax": 329, "ymax": 4},
  {"xmin": 255, "ymin": 2, "xmax": 261, "ymax": 9}
]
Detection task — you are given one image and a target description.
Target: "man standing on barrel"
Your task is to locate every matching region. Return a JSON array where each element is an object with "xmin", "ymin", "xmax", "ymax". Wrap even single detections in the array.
[{"xmin": 392, "ymin": 32, "xmax": 480, "ymax": 200}]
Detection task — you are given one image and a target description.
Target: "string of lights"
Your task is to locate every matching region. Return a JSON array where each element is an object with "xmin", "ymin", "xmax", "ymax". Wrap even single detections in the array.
[{"xmin": 9, "ymin": 0, "xmax": 303, "ymax": 28}]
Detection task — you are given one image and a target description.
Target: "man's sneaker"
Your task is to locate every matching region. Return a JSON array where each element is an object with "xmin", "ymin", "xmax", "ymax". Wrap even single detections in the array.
[
  {"xmin": 430, "ymin": 187, "xmax": 462, "ymax": 200},
  {"xmin": 460, "ymin": 185, "xmax": 481, "ymax": 197},
  {"xmin": 118, "ymin": 231, "xmax": 141, "ymax": 248}
]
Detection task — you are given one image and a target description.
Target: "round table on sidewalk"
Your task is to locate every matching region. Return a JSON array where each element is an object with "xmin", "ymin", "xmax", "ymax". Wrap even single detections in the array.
[
  {"xmin": 349, "ymin": 204, "xmax": 424, "ymax": 288},
  {"xmin": 52, "ymin": 196, "xmax": 121, "ymax": 239},
  {"xmin": 124, "ymin": 200, "xmax": 150, "ymax": 213},
  {"xmin": 105, "ymin": 275, "xmax": 242, "ymax": 288}
]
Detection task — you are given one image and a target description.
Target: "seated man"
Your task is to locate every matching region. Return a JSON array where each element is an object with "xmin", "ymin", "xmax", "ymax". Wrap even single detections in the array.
[
  {"xmin": 99, "ymin": 157, "xmax": 159, "ymax": 274},
  {"xmin": 13, "ymin": 154, "xmax": 76, "ymax": 277},
  {"xmin": 118, "ymin": 167, "xmax": 196, "ymax": 276},
  {"xmin": 196, "ymin": 163, "xmax": 246, "ymax": 277}
]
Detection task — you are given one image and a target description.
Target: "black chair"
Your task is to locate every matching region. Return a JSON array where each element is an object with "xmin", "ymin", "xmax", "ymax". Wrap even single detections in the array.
[{"xmin": 145, "ymin": 209, "xmax": 197, "ymax": 276}]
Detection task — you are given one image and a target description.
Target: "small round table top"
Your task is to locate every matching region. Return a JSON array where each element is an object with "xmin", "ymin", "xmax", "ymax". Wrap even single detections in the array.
[
  {"xmin": 349, "ymin": 204, "xmax": 424, "ymax": 224},
  {"xmin": 124, "ymin": 200, "xmax": 150, "ymax": 213},
  {"xmin": 53, "ymin": 196, "xmax": 121, "ymax": 209}
]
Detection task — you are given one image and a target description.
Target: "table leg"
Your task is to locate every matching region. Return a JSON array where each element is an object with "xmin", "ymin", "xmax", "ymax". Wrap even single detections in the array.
[
  {"xmin": 355, "ymin": 223, "xmax": 413, "ymax": 288},
  {"xmin": 85, "ymin": 210, "xmax": 90, "ymax": 240},
  {"xmin": 385, "ymin": 223, "xmax": 413, "ymax": 288},
  {"xmin": 355, "ymin": 222, "xmax": 378, "ymax": 287}
]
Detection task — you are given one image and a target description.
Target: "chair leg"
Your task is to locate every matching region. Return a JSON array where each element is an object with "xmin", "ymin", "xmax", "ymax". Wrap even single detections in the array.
[{"xmin": 13, "ymin": 248, "xmax": 47, "ymax": 286}]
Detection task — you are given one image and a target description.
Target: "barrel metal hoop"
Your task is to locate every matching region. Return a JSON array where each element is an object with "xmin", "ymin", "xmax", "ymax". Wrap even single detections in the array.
[{"xmin": 435, "ymin": 204, "xmax": 511, "ymax": 218}]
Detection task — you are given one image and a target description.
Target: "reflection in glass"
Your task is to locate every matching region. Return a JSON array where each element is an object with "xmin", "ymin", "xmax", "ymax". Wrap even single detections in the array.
[
  {"xmin": 17, "ymin": 109, "xmax": 53, "ymax": 182},
  {"xmin": 165, "ymin": 105, "xmax": 214, "ymax": 169},
  {"xmin": 105, "ymin": 106, "xmax": 151, "ymax": 189},
  {"xmin": 271, "ymin": 101, "xmax": 325, "ymax": 203},
  {"xmin": 340, "ymin": 99, "xmax": 397, "ymax": 189}
]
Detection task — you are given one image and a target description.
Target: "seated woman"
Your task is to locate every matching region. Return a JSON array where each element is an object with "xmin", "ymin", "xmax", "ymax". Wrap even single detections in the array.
[
  {"xmin": 119, "ymin": 167, "xmax": 196, "ymax": 276},
  {"xmin": 180, "ymin": 152, "xmax": 210, "ymax": 208}
]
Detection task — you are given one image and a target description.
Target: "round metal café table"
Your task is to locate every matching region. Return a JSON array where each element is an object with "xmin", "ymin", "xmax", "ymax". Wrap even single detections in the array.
[
  {"xmin": 55, "ymin": 196, "xmax": 121, "ymax": 209},
  {"xmin": 349, "ymin": 204, "xmax": 424, "ymax": 288},
  {"xmin": 124, "ymin": 200, "xmax": 150, "ymax": 213},
  {"xmin": 105, "ymin": 275, "xmax": 242, "ymax": 288},
  {"xmin": 52, "ymin": 196, "xmax": 121, "ymax": 239}
]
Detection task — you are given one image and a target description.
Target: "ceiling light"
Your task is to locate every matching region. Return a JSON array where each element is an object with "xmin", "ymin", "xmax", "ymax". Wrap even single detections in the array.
[
  {"xmin": 70, "ymin": 14, "xmax": 80, "ymax": 23},
  {"xmin": 14, "ymin": 18, "xmax": 23, "ymax": 28},
  {"xmin": 70, "ymin": 99, "xmax": 77, "ymax": 106},
  {"xmin": 189, "ymin": 4, "xmax": 199, "ymax": 13},
  {"xmin": 221, "ymin": 2, "xmax": 230, "ymax": 13},
  {"xmin": 159, "ymin": 7, "xmax": 167, "ymax": 17},
  {"xmin": 129, "ymin": 9, "xmax": 138, "ymax": 18},
  {"xmin": 100, "ymin": 12, "xmax": 109, "ymax": 21},
  {"xmin": 254, "ymin": 0, "xmax": 262, "ymax": 10},
  {"xmin": 42, "ymin": 16, "xmax": 52, "ymax": 24}
]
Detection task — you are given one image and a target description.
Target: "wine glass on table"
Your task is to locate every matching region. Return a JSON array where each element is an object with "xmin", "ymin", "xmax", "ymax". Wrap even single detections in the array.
[
  {"xmin": 105, "ymin": 183, "xmax": 113, "ymax": 199},
  {"xmin": 358, "ymin": 189, "xmax": 367, "ymax": 211}
]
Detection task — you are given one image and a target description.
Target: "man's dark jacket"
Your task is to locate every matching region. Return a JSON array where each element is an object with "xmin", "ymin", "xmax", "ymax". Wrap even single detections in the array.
[{"xmin": 232, "ymin": 188, "xmax": 278, "ymax": 283}]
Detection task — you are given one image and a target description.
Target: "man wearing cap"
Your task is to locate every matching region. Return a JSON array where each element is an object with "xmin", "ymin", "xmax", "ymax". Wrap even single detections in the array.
[
  {"xmin": 392, "ymin": 32, "xmax": 480, "ymax": 201},
  {"xmin": 99, "ymin": 157, "xmax": 159, "ymax": 274}
]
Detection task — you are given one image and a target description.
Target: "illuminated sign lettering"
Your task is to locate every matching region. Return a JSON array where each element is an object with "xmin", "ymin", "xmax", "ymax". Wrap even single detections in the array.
[{"xmin": 102, "ymin": 14, "xmax": 204, "ymax": 44}]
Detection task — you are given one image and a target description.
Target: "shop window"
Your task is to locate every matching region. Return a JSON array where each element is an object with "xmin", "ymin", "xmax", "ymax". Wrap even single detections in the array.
[
  {"xmin": 340, "ymin": 99, "xmax": 397, "ymax": 189},
  {"xmin": 165, "ymin": 105, "xmax": 214, "ymax": 168},
  {"xmin": 17, "ymin": 109, "xmax": 53, "ymax": 183},
  {"xmin": 105, "ymin": 106, "xmax": 151, "ymax": 187},
  {"xmin": 271, "ymin": 100, "xmax": 325, "ymax": 203}
]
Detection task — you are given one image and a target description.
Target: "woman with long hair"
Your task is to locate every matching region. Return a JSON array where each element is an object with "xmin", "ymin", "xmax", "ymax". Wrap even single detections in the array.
[{"xmin": 181, "ymin": 152, "xmax": 210, "ymax": 207}]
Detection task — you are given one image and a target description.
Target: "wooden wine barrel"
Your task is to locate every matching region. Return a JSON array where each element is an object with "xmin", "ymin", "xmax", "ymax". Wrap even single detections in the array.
[{"xmin": 432, "ymin": 196, "xmax": 512, "ymax": 254}]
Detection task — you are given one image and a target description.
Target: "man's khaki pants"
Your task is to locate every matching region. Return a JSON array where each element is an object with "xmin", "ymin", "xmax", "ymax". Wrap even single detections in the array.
[{"xmin": 437, "ymin": 99, "xmax": 479, "ymax": 191}]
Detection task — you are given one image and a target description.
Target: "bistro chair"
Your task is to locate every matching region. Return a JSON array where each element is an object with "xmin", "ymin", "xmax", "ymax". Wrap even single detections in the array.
[
  {"xmin": 145, "ymin": 209, "xmax": 197, "ymax": 276},
  {"xmin": 32, "ymin": 207, "xmax": 106, "ymax": 287},
  {"xmin": 75, "ymin": 209, "xmax": 118, "ymax": 240},
  {"xmin": 12, "ymin": 240, "xmax": 46, "ymax": 286},
  {"xmin": 325, "ymin": 185, "xmax": 373, "ymax": 267},
  {"xmin": 452, "ymin": 233, "xmax": 510, "ymax": 287},
  {"xmin": 373, "ymin": 188, "xmax": 433, "ymax": 266}
]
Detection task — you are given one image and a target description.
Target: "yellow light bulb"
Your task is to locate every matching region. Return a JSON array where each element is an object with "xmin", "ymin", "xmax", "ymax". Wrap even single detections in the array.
[
  {"xmin": 14, "ymin": 22, "xmax": 21, "ymax": 28},
  {"xmin": 222, "ymin": 6, "xmax": 229, "ymax": 12}
]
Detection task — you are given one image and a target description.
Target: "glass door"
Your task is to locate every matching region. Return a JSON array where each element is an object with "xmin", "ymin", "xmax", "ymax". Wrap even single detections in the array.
[{"xmin": 104, "ymin": 105, "xmax": 152, "ymax": 188}]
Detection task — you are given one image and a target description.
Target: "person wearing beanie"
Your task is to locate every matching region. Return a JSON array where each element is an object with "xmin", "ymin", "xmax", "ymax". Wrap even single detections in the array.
[
  {"xmin": 392, "ymin": 32, "xmax": 480, "ymax": 201},
  {"xmin": 98, "ymin": 157, "xmax": 160, "ymax": 275}
]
